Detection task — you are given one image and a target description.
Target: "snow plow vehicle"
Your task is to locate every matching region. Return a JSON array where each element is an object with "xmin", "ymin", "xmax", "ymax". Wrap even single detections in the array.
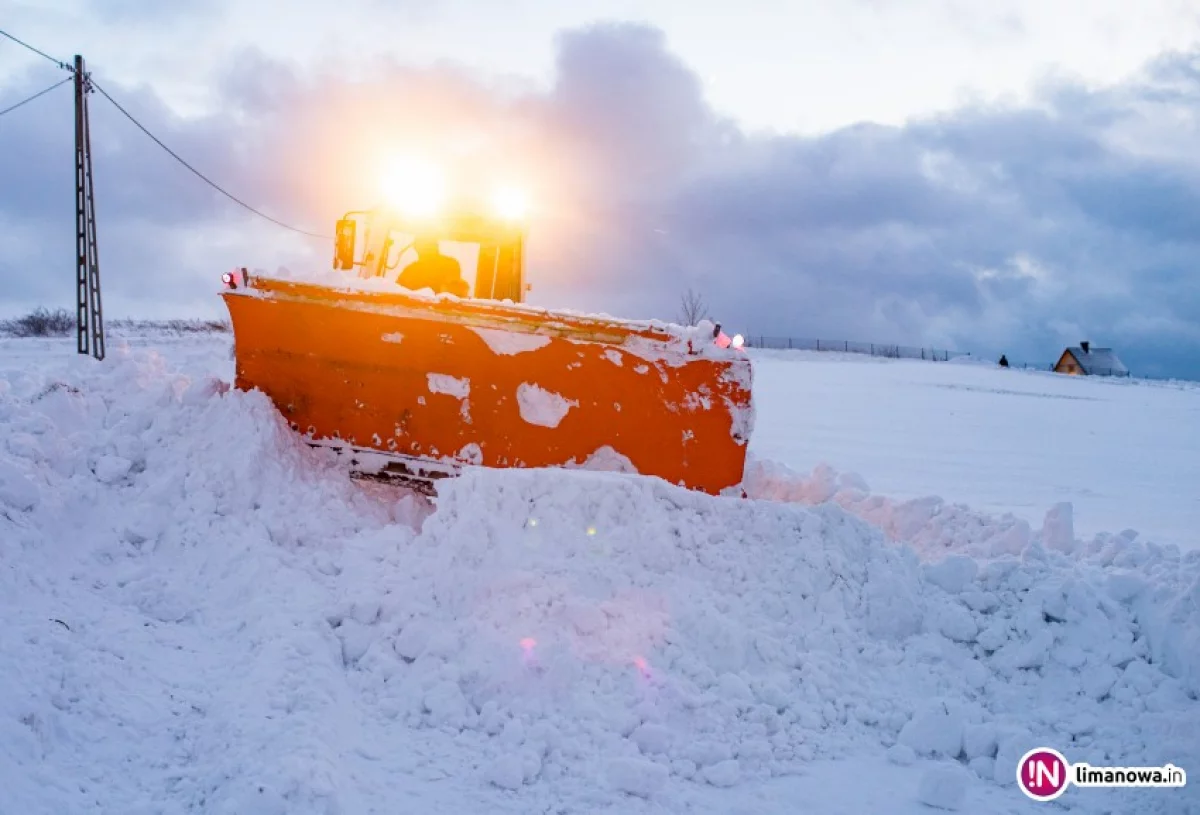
[{"xmin": 219, "ymin": 165, "xmax": 754, "ymax": 496}]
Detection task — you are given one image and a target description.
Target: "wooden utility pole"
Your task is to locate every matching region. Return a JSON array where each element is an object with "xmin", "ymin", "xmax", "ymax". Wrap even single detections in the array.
[{"xmin": 74, "ymin": 54, "xmax": 104, "ymax": 360}]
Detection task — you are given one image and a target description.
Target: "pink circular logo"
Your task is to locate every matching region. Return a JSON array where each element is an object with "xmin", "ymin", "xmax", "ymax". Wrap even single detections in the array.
[{"xmin": 1017, "ymin": 747, "xmax": 1070, "ymax": 801}]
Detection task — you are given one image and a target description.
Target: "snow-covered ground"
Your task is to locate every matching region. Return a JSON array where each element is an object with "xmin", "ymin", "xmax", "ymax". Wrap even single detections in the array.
[
  {"xmin": 750, "ymin": 349, "xmax": 1200, "ymax": 552},
  {"xmin": 1, "ymin": 332, "xmax": 1197, "ymax": 814}
]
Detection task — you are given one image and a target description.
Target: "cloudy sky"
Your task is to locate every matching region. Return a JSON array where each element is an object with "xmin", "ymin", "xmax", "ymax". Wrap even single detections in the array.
[{"xmin": 3, "ymin": 0, "xmax": 1200, "ymax": 378}]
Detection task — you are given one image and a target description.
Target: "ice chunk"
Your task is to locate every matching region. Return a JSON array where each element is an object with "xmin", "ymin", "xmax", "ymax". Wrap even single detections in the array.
[
  {"xmin": 0, "ymin": 457, "xmax": 39, "ymax": 511},
  {"xmin": 566, "ymin": 446, "xmax": 637, "ymax": 474},
  {"xmin": 917, "ymin": 763, "xmax": 969, "ymax": 810},
  {"xmin": 93, "ymin": 454, "xmax": 133, "ymax": 484},
  {"xmin": 702, "ymin": 759, "xmax": 741, "ymax": 787},
  {"xmin": 929, "ymin": 602, "xmax": 979, "ymax": 642},
  {"xmin": 962, "ymin": 724, "xmax": 998, "ymax": 759},
  {"xmin": 631, "ymin": 723, "xmax": 673, "ymax": 755},
  {"xmin": 1041, "ymin": 502, "xmax": 1075, "ymax": 553},
  {"xmin": 897, "ymin": 704, "xmax": 964, "ymax": 758},
  {"xmin": 924, "ymin": 555, "xmax": 978, "ymax": 594},
  {"xmin": 487, "ymin": 753, "xmax": 525, "ymax": 790},
  {"xmin": 606, "ymin": 757, "xmax": 668, "ymax": 798}
]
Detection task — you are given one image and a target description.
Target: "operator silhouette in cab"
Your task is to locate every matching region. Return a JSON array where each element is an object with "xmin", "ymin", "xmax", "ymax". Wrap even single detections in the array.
[{"xmin": 397, "ymin": 236, "xmax": 469, "ymax": 297}]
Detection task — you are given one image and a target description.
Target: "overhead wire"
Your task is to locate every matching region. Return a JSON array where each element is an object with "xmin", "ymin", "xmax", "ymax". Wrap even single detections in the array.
[
  {"xmin": 0, "ymin": 27, "xmax": 72, "ymax": 71},
  {"xmin": 89, "ymin": 80, "xmax": 331, "ymax": 240},
  {"xmin": 2, "ymin": 26, "xmax": 329, "ymax": 241},
  {"xmin": 0, "ymin": 75, "xmax": 71, "ymax": 117}
]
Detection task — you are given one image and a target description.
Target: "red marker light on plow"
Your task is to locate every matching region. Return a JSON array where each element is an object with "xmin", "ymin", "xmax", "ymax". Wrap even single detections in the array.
[
  {"xmin": 221, "ymin": 268, "xmax": 249, "ymax": 289},
  {"xmin": 633, "ymin": 655, "xmax": 652, "ymax": 680}
]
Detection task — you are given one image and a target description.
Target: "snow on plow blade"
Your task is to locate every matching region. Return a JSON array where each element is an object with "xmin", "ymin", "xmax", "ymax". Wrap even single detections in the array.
[{"xmin": 221, "ymin": 276, "xmax": 754, "ymax": 495}]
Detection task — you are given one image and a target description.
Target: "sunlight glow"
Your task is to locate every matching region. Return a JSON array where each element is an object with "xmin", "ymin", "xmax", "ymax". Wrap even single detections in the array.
[
  {"xmin": 489, "ymin": 182, "xmax": 530, "ymax": 220},
  {"xmin": 381, "ymin": 156, "xmax": 447, "ymax": 218}
]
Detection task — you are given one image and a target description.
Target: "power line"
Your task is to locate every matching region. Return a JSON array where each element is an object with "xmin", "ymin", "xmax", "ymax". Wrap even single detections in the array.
[
  {"xmin": 0, "ymin": 28, "xmax": 71, "ymax": 71},
  {"xmin": 88, "ymin": 78, "xmax": 331, "ymax": 241},
  {"xmin": 1, "ymin": 28, "xmax": 329, "ymax": 241},
  {"xmin": 0, "ymin": 75, "xmax": 71, "ymax": 117}
]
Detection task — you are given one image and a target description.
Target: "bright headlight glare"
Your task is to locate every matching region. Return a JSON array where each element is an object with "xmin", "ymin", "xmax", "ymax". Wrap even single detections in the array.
[
  {"xmin": 490, "ymin": 183, "xmax": 530, "ymax": 219},
  {"xmin": 382, "ymin": 157, "xmax": 447, "ymax": 217}
]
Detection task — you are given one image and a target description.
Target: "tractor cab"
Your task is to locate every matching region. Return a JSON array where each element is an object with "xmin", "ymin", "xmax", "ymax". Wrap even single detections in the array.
[{"xmin": 333, "ymin": 200, "xmax": 529, "ymax": 304}]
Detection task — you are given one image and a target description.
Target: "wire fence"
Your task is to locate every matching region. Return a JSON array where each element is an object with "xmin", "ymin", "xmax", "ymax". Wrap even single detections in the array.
[
  {"xmin": 740, "ymin": 335, "xmax": 955, "ymax": 362},
  {"xmin": 740, "ymin": 338, "xmax": 1153, "ymax": 379}
]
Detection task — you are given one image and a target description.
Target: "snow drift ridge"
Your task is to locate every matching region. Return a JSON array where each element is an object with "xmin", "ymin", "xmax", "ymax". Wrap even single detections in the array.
[{"xmin": 0, "ymin": 344, "xmax": 1197, "ymax": 814}]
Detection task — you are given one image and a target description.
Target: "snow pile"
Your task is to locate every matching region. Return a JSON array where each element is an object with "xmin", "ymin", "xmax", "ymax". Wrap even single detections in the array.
[
  {"xmin": 744, "ymin": 457, "xmax": 1200, "ymax": 808},
  {"xmin": 1, "ymin": 344, "xmax": 1197, "ymax": 814}
]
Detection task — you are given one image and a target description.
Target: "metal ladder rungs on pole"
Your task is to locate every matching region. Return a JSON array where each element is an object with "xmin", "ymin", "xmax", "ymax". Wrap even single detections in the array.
[{"xmin": 74, "ymin": 54, "xmax": 104, "ymax": 361}]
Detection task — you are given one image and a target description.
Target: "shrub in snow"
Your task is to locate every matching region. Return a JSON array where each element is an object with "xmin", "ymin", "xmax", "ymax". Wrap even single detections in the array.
[{"xmin": 0, "ymin": 306, "xmax": 74, "ymax": 337}]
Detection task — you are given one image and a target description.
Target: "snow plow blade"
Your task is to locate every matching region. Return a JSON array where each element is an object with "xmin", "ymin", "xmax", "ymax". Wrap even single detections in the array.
[{"xmin": 221, "ymin": 275, "xmax": 754, "ymax": 495}]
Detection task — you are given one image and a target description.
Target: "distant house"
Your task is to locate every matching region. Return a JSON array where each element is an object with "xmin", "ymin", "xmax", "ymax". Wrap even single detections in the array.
[{"xmin": 1053, "ymin": 341, "xmax": 1129, "ymax": 377}]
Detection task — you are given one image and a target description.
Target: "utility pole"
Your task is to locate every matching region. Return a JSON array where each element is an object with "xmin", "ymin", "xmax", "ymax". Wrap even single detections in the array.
[{"xmin": 74, "ymin": 54, "xmax": 104, "ymax": 360}]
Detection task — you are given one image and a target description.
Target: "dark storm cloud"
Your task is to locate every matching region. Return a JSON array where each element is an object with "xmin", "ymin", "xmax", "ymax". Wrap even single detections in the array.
[{"xmin": 1, "ymin": 20, "xmax": 1199, "ymax": 378}]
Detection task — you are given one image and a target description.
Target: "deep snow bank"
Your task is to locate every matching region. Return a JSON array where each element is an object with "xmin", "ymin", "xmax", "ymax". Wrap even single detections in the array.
[
  {"xmin": 1, "ymin": 345, "xmax": 1197, "ymax": 814},
  {"xmin": 745, "ymin": 457, "xmax": 1200, "ymax": 700}
]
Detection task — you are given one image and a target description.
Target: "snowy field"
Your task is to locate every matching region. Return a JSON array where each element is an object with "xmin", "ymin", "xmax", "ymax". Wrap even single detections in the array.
[
  {"xmin": 750, "ymin": 349, "xmax": 1200, "ymax": 552},
  {"xmin": 1, "ymin": 331, "xmax": 1197, "ymax": 814}
]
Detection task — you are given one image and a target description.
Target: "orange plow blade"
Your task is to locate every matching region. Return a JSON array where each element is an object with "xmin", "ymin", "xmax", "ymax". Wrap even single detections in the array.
[{"xmin": 220, "ymin": 275, "xmax": 754, "ymax": 495}]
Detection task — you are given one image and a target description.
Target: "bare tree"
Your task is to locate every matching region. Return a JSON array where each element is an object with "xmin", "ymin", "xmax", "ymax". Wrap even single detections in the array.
[{"xmin": 678, "ymin": 288, "xmax": 708, "ymax": 325}]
